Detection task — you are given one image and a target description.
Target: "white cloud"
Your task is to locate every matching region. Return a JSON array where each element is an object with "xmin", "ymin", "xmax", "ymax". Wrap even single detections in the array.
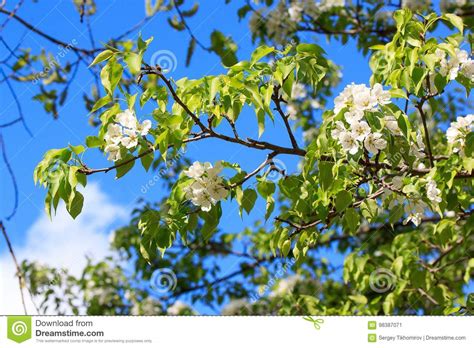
[{"xmin": 0, "ymin": 182, "xmax": 128, "ymax": 314}]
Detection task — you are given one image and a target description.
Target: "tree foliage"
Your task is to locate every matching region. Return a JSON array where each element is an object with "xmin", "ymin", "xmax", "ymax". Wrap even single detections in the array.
[{"xmin": 3, "ymin": 1, "xmax": 473, "ymax": 315}]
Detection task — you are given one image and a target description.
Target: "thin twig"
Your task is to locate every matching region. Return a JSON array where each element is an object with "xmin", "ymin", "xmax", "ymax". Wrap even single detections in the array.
[
  {"xmin": 174, "ymin": 2, "xmax": 210, "ymax": 52},
  {"xmin": 0, "ymin": 133, "xmax": 18, "ymax": 220},
  {"xmin": 0, "ymin": 221, "xmax": 28, "ymax": 314},
  {"xmin": 0, "ymin": 7, "xmax": 98, "ymax": 54},
  {"xmin": 272, "ymin": 87, "xmax": 300, "ymax": 150}
]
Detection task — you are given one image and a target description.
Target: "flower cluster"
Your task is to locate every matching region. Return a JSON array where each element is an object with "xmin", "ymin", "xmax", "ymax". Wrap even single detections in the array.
[
  {"xmin": 288, "ymin": 0, "xmax": 345, "ymax": 22},
  {"xmin": 270, "ymin": 274, "xmax": 302, "ymax": 298},
  {"xmin": 436, "ymin": 48, "xmax": 474, "ymax": 81},
  {"xmin": 331, "ymin": 83, "xmax": 393, "ymax": 155},
  {"xmin": 426, "ymin": 180, "xmax": 442, "ymax": 203},
  {"xmin": 446, "ymin": 114, "xmax": 474, "ymax": 155},
  {"xmin": 104, "ymin": 109, "xmax": 152, "ymax": 162},
  {"xmin": 167, "ymin": 301, "xmax": 193, "ymax": 315},
  {"xmin": 401, "ymin": 0, "xmax": 432, "ymax": 11},
  {"xmin": 403, "ymin": 198, "xmax": 428, "ymax": 226},
  {"xmin": 183, "ymin": 161, "xmax": 228, "ymax": 211},
  {"xmin": 386, "ymin": 175, "xmax": 442, "ymax": 226}
]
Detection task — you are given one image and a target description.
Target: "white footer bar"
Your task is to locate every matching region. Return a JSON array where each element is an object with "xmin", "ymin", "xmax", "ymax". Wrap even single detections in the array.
[{"xmin": 1, "ymin": 316, "xmax": 472, "ymax": 347}]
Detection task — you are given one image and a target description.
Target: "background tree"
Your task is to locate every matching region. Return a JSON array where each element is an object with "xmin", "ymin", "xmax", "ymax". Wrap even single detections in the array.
[{"xmin": 1, "ymin": 1, "xmax": 472, "ymax": 315}]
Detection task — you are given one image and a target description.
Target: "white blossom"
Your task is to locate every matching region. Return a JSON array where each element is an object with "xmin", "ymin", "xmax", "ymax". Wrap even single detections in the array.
[
  {"xmin": 331, "ymin": 120, "xmax": 346, "ymax": 139},
  {"xmin": 319, "ymin": 0, "xmax": 345, "ymax": 12},
  {"xmin": 167, "ymin": 301, "xmax": 191, "ymax": 315},
  {"xmin": 104, "ymin": 143, "xmax": 121, "ymax": 162},
  {"xmin": 371, "ymin": 83, "xmax": 391, "ymax": 105},
  {"xmin": 461, "ymin": 59, "xmax": 474, "ymax": 81},
  {"xmin": 445, "ymin": 210, "xmax": 456, "ymax": 218},
  {"xmin": 426, "ymin": 180, "xmax": 442, "ymax": 203},
  {"xmin": 103, "ymin": 109, "xmax": 152, "ymax": 161},
  {"xmin": 339, "ymin": 131, "xmax": 359, "ymax": 155},
  {"xmin": 446, "ymin": 114, "xmax": 474, "ymax": 154},
  {"xmin": 270, "ymin": 275, "xmax": 302, "ymax": 297},
  {"xmin": 385, "ymin": 115, "xmax": 402, "ymax": 135},
  {"xmin": 221, "ymin": 299, "xmax": 249, "ymax": 315},
  {"xmin": 403, "ymin": 199, "xmax": 428, "ymax": 226},
  {"xmin": 332, "ymin": 83, "xmax": 392, "ymax": 156},
  {"xmin": 138, "ymin": 119, "xmax": 152, "ymax": 136},
  {"xmin": 116, "ymin": 109, "xmax": 137, "ymax": 130},
  {"xmin": 291, "ymin": 82, "xmax": 307, "ymax": 99},
  {"xmin": 351, "ymin": 121, "xmax": 371, "ymax": 141},
  {"xmin": 183, "ymin": 161, "xmax": 228, "ymax": 211},
  {"xmin": 288, "ymin": 2, "xmax": 303, "ymax": 21},
  {"xmin": 364, "ymin": 132, "xmax": 387, "ymax": 154},
  {"xmin": 334, "ymin": 82, "xmax": 391, "ymax": 115},
  {"xmin": 303, "ymin": 127, "xmax": 318, "ymax": 142},
  {"xmin": 344, "ymin": 109, "xmax": 364, "ymax": 125},
  {"xmin": 410, "ymin": 131, "xmax": 426, "ymax": 159},
  {"xmin": 402, "ymin": 0, "xmax": 431, "ymax": 11},
  {"xmin": 183, "ymin": 161, "xmax": 211, "ymax": 179},
  {"xmin": 310, "ymin": 99, "xmax": 321, "ymax": 109},
  {"xmin": 120, "ymin": 128, "xmax": 139, "ymax": 149},
  {"xmin": 438, "ymin": 48, "xmax": 471, "ymax": 81},
  {"xmin": 286, "ymin": 104, "xmax": 298, "ymax": 120},
  {"xmin": 104, "ymin": 123, "xmax": 122, "ymax": 145}
]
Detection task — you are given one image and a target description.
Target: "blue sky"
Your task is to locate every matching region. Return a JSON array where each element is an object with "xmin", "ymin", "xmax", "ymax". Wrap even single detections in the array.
[{"xmin": 0, "ymin": 0, "xmax": 372, "ymax": 314}]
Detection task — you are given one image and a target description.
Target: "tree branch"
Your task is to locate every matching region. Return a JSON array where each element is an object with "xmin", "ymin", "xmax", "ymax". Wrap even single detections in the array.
[
  {"xmin": 0, "ymin": 221, "xmax": 39, "ymax": 315},
  {"xmin": 415, "ymin": 101, "xmax": 434, "ymax": 168},
  {"xmin": 0, "ymin": 7, "xmax": 98, "ymax": 55},
  {"xmin": 272, "ymin": 88, "xmax": 300, "ymax": 150}
]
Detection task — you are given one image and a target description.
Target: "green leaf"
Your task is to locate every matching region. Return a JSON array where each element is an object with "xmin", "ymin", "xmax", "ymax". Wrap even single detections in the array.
[
  {"xmin": 257, "ymin": 179, "xmax": 275, "ymax": 199},
  {"xmin": 66, "ymin": 191, "xmax": 84, "ymax": 219},
  {"xmin": 210, "ymin": 30, "xmax": 238, "ymax": 67},
  {"xmin": 465, "ymin": 132, "xmax": 474, "ymax": 157},
  {"xmin": 125, "ymin": 52, "xmax": 142, "ymax": 75},
  {"xmin": 241, "ymin": 188, "xmax": 257, "ymax": 215},
  {"xmin": 383, "ymin": 293, "xmax": 395, "ymax": 314},
  {"xmin": 392, "ymin": 256, "xmax": 404, "ymax": 277},
  {"xmin": 100, "ymin": 58, "xmax": 123, "ymax": 95},
  {"xmin": 344, "ymin": 208, "xmax": 359, "ymax": 233},
  {"xmin": 139, "ymin": 148, "xmax": 154, "ymax": 172},
  {"xmin": 281, "ymin": 239, "xmax": 291, "ymax": 257},
  {"xmin": 115, "ymin": 154, "xmax": 135, "ymax": 179},
  {"xmin": 335, "ymin": 190, "xmax": 352, "ymax": 212},
  {"xmin": 349, "ymin": 294, "xmax": 367, "ymax": 305},
  {"xmin": 85, "ymin": 136, "xmax": 103, "ymax": 148},
  {"xmin": 296, "ymin": 43, "xmax": 324, "ymax": 55},
  {"xmin": 69, "ymin": 144, "xmax": 85, "ymax": 155},
  {"xmin": 186, "ymin": 37, "xmax": 196, "ymax": 67},
  {"xmin": 389, "ymin": 88, "xmax": 408, "ymax": 99},
  {"xmin": 90, "ymin": 50, "xmax": 114, "ymax": 67},
  {"xmin": 250, "ymin": 45, "xmax": 274, "ymax": 64},
  {"xmin": 91, "ymin": 95, "xmax": 112, "ymax": 113},
  {"xmin": 318, "ymin": 161, "xmax": 334, "ymax": 191},
  {"xmin": 442, "ymin": 13, "xmax": 464, "ymax": 34},
  {"xmin": 145, "ymin": 0, "xmax": 163, "ymax": 16}
]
